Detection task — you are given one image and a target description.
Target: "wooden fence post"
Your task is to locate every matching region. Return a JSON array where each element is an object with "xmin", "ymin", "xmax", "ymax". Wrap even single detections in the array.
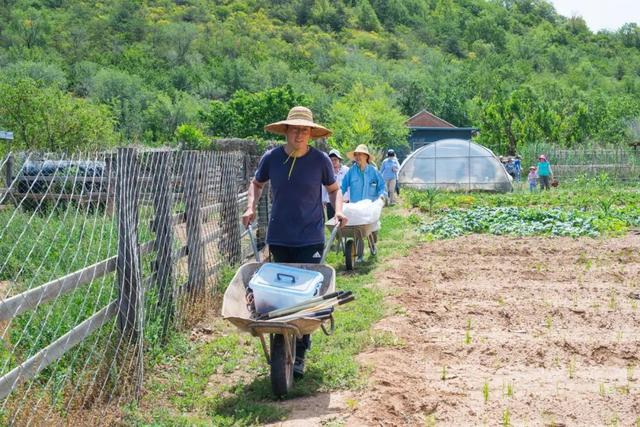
[
  {"xmin": 183, "ymin": 151, "xmax": 205, "ymax": 295},
  {"xmin": 116, "ymin": 147, "xmax": 142, "ymax": 340},
  {"xmin": 218, "ymin": 153, "xmax": 241, "ymax": 264},
  {"xmin": 151, "ymin": 150, "xmax": 174, "ymax": 338},
  {"xmin": 104, "ymin": 152, "xmax": 116, "ymax": 215}
]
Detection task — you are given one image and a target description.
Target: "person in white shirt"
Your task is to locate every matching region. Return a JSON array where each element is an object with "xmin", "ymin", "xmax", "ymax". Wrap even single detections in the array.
[{"xmin": 323, "ymin": 149, "xmax": 350, "ymax": 219}]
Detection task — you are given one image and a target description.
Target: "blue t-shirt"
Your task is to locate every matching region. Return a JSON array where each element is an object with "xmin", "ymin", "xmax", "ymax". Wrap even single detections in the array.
[{"xmin": 255, "ymin": 146, "xmax": 335, "ymax": 247}]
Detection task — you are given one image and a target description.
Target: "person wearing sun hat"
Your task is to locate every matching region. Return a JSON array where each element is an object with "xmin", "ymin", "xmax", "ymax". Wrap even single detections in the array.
[
  {"xmin": 341, "ymin": 144, "xmax": 386, "ymax": 261},
  {"xmin": 341, "ymin": 144, "xmax": 386, "ymax": 203},
  {"xmin": 527, "ymin": 165, "xmax": 538, "ymax": 192},
  {"xmin": 241, "ymin": 106, "xmax": 347, "ymax": 378},
  {"xmin": 536, "ymin": 154, "xmax": 553, "ymax": 191}
]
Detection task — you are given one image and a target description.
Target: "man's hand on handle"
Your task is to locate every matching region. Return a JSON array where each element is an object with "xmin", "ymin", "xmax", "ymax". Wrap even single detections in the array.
[
  {"xmin": 334, "ymin": 212, "xmax": 348, "ymax": 227},
  {"xmin": 242, "ymin": 207, "xmax": 256, "ymax": 229}
]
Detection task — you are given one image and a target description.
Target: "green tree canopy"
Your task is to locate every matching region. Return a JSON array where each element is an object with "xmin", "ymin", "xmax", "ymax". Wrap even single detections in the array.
[
  {"xmin": 0, "ymin": 79, "xmax": 117, "ymax": 153},
  {"xmin": 200, "ymin": 85, "xmax": 309, "ymax": 139}
]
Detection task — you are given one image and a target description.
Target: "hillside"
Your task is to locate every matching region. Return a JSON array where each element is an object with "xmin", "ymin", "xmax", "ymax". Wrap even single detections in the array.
[{"xmin": 1, "ymin": 0, "xmax": 640, "ymax": 154}]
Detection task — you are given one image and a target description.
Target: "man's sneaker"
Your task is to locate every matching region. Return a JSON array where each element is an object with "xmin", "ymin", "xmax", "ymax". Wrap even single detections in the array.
[
  {"xmin": 356, "ymin": 256, "xmax": 364, "ymax": 263},
  {"xmin": 293, "ymin": 357, "xmax": 305, "ymax": 379}
]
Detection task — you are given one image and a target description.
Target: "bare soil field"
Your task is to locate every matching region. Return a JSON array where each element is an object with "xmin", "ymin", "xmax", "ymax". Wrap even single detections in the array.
[{"xmin": 271, "ymin": 234, "xmax": 640, "ymax": 426}]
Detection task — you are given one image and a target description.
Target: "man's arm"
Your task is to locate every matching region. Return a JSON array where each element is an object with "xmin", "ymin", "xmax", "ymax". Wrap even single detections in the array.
[
  {"xmin": 326, "ymin": 182, "xmax": 348, "ymax": 227},
  {"xmin": 242, "ymin": 178, "xmax": 266, "ymax": 228}
]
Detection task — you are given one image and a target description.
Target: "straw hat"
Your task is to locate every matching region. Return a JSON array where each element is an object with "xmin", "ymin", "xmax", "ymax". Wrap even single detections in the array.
[
  {"xmin": 346, "ymin": 144, "xmax": 371, "ymax": 162},
  {"xmin": 264, "ymin": 106, "xmax": 331, "ymax": 138}
]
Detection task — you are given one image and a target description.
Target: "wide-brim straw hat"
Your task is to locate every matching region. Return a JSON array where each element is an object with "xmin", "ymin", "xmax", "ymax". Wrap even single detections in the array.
[
  {"xmin": 264, "ymin": 106, "xmax": 331, "ymax": 138},
  {"xmin": 346, "ymin": 144, "xmax": 371, "ymax": 162}
]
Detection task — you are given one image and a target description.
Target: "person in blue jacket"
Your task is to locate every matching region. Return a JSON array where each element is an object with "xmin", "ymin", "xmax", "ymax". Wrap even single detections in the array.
[
  {"xmin": 341, "ymin": 144, "xmax": 386, "ymax": 203},
  {"xmin": 341, "ymin": 144, "xmax": 386, "ymax": 261}
]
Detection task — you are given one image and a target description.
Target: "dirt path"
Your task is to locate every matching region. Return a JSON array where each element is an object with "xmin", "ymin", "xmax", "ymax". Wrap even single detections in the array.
[{"xmin": 270, "ymin": 234, "xmax": 640, "ymax": 426}]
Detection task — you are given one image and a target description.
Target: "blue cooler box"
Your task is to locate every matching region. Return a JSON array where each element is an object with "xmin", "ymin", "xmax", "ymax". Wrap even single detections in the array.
[{"xmin": 249, "ymin": 263, "xmax": 324, "ymax": 314}]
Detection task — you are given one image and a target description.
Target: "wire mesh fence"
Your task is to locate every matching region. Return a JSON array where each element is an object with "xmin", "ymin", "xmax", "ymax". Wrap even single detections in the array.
[
  {"xmin": 518, "ymin": 143, "xmax": 640, "ymax": 183},
  {"xmin": 0, "ymin": 147, "xmax": 266, "ymax": 425}
]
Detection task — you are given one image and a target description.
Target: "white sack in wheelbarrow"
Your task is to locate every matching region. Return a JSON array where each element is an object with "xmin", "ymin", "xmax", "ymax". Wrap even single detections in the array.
[{"xmin": 343, "ymin": 198, "xmax": 384, "ymax": 226}]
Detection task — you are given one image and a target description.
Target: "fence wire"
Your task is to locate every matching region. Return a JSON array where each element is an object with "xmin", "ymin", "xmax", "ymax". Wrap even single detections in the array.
[{"xmin": 0, "ymin": 148, "xmax": 266, "ymax": 425}]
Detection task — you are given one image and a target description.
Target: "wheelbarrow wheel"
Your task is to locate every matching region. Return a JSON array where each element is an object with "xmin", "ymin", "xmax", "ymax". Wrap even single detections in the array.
[
  {"xmin": 344, "ymin": 239, "xmax": 356, "ymax": 270},
  {"xmin": 270, "ymin": 333, "xmax": 296, "ymax": 397}
]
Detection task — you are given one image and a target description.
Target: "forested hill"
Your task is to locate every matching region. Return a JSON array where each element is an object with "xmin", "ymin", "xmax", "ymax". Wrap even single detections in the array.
[{"xmin": 1, "ymin": 0, "xmax": 640, "ymax": 155}]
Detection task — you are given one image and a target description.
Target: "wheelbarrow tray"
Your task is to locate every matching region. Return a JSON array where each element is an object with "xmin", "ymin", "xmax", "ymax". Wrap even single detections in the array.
[
  {"xmin": 222, "ymin": 262, "xmax": 336, "ymax": 337},
  {"xmin": 325, "ymin": 218, "xmax": 378, "ymax": 240}
]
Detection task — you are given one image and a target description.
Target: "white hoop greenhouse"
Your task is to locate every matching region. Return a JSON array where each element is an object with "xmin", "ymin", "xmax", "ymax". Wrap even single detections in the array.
[{"xmin": 398, "ymin": 138, "xmax": 513, "ymax": 192}]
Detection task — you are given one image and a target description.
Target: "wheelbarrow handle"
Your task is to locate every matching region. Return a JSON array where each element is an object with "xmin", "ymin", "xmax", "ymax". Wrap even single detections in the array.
[
  {"xmin": 244, "ymin": 223, "xmax": 261, "ymax": 263},
  {"xmin": 321, "ymin": 223, "xmax": 340, "ymax": 264}
]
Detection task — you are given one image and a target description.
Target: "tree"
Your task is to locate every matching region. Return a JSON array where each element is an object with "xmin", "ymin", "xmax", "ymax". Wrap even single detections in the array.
[
  {"xmin": 327, "ymin": 83, "xmax": 408, "ymax": 157},
  {"xmin": 200, "ymin": 85, "xmax": 308, "ymax": 139},
  {"xmin": 355, "ymin": 0, "xmax": 382, "ymax": 32},
  {"xmin": 88, "ymin": 68, "xmax": 150, "ymax": 141},
  {"xmin": 475, "ymin": 87, "xmax": 556, "ymax": 155},
  {"xmin": 0, "ymin": 79, "xmax": 117, "ymax": 153}
]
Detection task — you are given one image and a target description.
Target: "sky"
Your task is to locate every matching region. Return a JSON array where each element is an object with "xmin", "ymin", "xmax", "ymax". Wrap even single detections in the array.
[{"xmin": 547, "ymin": 0, "xmax": 639, "ymax": 32}]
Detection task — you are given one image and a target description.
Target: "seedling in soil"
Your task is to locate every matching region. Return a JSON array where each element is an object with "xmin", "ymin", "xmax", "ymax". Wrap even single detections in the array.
[
  {"xmin": 608, "ymin": 290, "xmax": 618, "ymax": 310},
  {"xmin": 616, "ymin": 331, "xmax": 623, "ymax": 342},
  {"xmin": 608, "ymin": 412, "xmax": 620, "ymax": 426},
  {"xmin": 464, "ymin": 319, "xmax": 472, "ymax": 345},
  {"xmin": 441, "ymin": 365, "xmax": 447, "ymax": 381},
  {"xmin": 545, "ymin": 314, "xmax": 553, "ymax": 330},
  {"xmin": 424, "ymin": 414, "xmax": 437, "ymax": 427},
  {"xmin": 502, "ymin": 408, "xmax": 511, "ymax": 426},
  {"xmin": 504, "ymin": 382, "xmax": 513, "ymax": 398},
  {"xmin": 345, "ymin": 398, "xmax": 359, "ymax": 411},
  {"xmin": 567, "ymin": 358, "xmax": 576, "ymax": 379},
  {"xmin": 627, "ymin": 364, "xmax": 636, "ymax": 382},
  {"xmin": 616, "ymin": 384, "xmax": 630, "ymax": 395},
  {"xmin": 497, "ymin": 296, "xmax": 505, "ymax": 306},
  {"xmin": 482, "ymin": 380, "xmax": 489, "ymax": 403},
  {"xmin": 632, "ymin": 300, "xmax": 638, "ymax": 311},
  {"xmin": 599, "ymin": 383, "xmax": 606, "ymax": 396}
]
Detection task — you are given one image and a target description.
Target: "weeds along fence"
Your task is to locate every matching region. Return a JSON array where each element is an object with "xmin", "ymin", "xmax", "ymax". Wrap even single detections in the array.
[
  {"xmin": 518, "ymin": 143, "xmax": 640, "ymax": 182},
  {"xmin": 0, "ymin": 147, "xmax": 269, "ymax": 424}
]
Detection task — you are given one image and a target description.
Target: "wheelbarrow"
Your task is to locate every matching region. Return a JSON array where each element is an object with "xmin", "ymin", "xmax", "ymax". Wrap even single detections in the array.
[
  {"xmin": 222, "ymin": 225, "xmax": 342, "ymax": 397},
  {"xmin": 325, "ymin": 218, "xmax": 378, "ymax": 271}
]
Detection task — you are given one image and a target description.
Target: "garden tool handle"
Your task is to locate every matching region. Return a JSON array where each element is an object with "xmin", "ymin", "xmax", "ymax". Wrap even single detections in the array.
[
  {"xmin": 246, "ymin": 224, "xmax": 261, "ymax": 263},
  {"xmin": 321, "ymin": 223, "xmax": 340, "ymax": 264}
]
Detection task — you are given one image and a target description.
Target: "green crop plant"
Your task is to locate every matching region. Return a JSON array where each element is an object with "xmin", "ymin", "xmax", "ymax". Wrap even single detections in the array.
[
  {"xmin": 441, "ymin": 365, "xmax": 447, "ymax": 381},
  {"xmin": 545, "ymin": 314, "xmax": 553, "ymax": 330},
  {"xmin": 568, "ymin": 358, "xmax": 576, "ymax": 379},
  {"xmin": 608, "ymin": 290, "xmax": 618, "ymax": 310},
  {"xmin": 502, "ymin": 408, "xmax": 511, "ymax": 427},
  {"xmin": 627, "ymin": 364, "xmax": 635, "ymax": 382},
  {"xmin": 599, "ymin": 383, "xmax": 606, "ymax": 397},
  {"xmin": 464, "ymin": 319, "xmax": 472, "ymax": 345},
  {"xmin": 483, "ymin": 380, "xmax": 489, "ymax": 403},
  {"xmin": 505, "ymin": 382, "xmax": 513, "ymax": 398}
]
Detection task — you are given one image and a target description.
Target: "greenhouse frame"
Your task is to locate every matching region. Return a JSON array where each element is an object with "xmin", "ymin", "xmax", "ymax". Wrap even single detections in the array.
[{"xmin": 398, "ymin": 138, "xmax": 513, "ymax": 192}]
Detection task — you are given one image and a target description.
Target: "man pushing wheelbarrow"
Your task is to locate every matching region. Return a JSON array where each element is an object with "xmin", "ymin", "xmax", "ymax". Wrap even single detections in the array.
[{"xmin": 240, "ymin": 106, "xmax": 348, "ymax": 381}]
